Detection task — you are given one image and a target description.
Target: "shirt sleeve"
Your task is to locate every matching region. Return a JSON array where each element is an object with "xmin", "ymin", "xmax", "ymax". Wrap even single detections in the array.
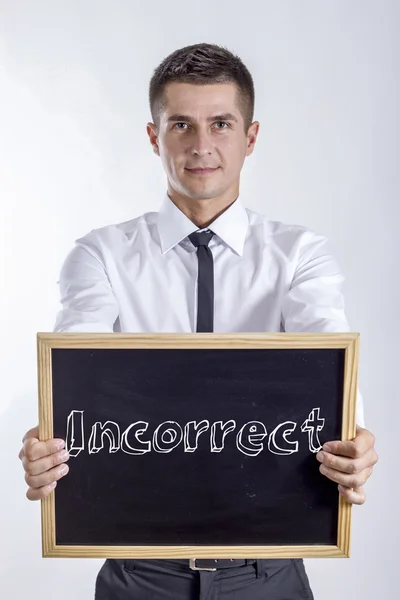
[
  {"xmin": 281, "ymin": 229, "xmax": 365, "ymax": 428},
  {"xmin": 53, "ymin": 235, "xmax": 119, "ymax": 333}
]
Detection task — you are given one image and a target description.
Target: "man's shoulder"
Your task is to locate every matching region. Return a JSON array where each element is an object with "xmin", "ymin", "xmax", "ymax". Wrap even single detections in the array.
[
  {"xmin": 75, "ymin": 209, "xmax": 158, "ymax": 249},
  {"xmin": 245, "ymin": 206, "xmax": 328, "ymax": 247},
  {"xmin": 74, "ymin": 204, "xmax": 331, "ymax": 258}
]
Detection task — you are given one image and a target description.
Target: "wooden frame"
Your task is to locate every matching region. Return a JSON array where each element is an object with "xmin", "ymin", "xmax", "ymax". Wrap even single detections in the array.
[{"xmin": 37, "ymin": 331, "xmax": 359, "ymax": 559}]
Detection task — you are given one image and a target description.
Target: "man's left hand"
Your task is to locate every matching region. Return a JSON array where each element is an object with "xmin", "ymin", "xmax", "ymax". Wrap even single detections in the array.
[{"xmin": 316, "ymin": 426, "xmax": 378, "ymax": 505}]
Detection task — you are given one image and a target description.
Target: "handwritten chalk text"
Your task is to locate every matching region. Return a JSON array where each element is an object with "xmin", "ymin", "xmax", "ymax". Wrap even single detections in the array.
[{"xmin": 65, "ymin": 408, "xmax": 325, "ymax": 458}]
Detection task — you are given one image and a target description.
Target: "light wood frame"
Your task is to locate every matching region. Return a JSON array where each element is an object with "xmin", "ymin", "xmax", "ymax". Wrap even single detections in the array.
[{"xmin": 37, "ymin": 331, "xmax": 359, "ymax": 559}]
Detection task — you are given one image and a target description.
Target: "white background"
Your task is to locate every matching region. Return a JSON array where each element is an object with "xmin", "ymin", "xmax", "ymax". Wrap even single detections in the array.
[{"xmin": 0, "ymin": 1, "xmax": 398, "ymax": 598}]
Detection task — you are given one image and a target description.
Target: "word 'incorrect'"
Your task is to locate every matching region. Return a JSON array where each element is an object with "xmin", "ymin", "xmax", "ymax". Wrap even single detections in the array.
[{"xmin": 66, "ymin": 408, "xmax": 325, "ymax": 458}]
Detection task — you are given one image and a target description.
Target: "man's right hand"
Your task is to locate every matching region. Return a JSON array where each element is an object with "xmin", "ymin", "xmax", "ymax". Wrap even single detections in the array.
[{"xmin": 18, "ymin": 426, "xmax": 70, "ymax": 500}]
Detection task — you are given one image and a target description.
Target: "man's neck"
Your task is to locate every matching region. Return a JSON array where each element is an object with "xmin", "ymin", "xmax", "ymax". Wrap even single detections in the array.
[{"xmin": 167, "ymin": 188, "xmax": 239, "ymax": 229}]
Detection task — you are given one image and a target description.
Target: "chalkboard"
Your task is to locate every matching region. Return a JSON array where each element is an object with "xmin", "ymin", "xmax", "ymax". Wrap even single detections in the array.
[{"xmin": 37, "ymin": 332, "xmax": 359, "ymax": 559}]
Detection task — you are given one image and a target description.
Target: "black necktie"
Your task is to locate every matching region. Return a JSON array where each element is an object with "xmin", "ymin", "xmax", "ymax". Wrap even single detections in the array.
[{"xmin": 188, "ymin": 229, "xmax": 215, "ymax": 332}]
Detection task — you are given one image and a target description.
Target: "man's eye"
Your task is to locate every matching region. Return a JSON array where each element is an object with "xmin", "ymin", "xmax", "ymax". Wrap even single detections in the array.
[{"xmin": 173, "ymin": 122, "xmax": 229, "ymax": 130}]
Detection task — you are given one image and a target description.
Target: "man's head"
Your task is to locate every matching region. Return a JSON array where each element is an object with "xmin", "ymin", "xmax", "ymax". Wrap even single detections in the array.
[{"xmin": 147, "ymin": 43, "xmax": 259, "ymax": 207}]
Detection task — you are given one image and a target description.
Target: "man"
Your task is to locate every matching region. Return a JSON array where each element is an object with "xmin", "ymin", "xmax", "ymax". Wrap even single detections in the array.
[{"xmin": 19, "ymin": 42, "xmax": 378, "ymax": 599}]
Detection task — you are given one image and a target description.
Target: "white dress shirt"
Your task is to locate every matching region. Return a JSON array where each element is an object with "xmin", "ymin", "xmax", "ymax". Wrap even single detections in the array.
[{"xmin": 54, "ymin": 191, "xmax": 365, "ymax": 426}]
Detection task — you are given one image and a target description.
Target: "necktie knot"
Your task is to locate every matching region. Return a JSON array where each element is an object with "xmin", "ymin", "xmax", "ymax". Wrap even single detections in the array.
[{"xmin": 188, "ymin": 229, "xmax": 214, "ymax": 248}]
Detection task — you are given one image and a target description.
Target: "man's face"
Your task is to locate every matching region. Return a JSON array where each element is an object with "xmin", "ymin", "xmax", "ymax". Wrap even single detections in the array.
[{"xmin": 147, "ymin": 82, "xmax": 259, "ymax": 201}]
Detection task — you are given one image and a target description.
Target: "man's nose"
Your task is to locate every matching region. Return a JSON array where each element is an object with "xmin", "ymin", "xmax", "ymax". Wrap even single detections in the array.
[{"xmin": 190, "ymin": 130, "xmax": 213, "ymax": 156}]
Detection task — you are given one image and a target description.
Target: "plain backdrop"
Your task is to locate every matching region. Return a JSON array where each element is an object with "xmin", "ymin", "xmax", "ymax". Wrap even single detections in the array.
[{"xmin": 0, "ymin": 1, "xmax": 398, "ymax": 598}]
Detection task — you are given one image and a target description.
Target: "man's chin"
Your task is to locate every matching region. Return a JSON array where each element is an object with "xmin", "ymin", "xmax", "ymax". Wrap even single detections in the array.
[
  {"xmin": 181, "ymin": 188, "xmax": 222, "ymax": 200},
  {"xmin": 169, "ymin": 177, "xmax": 226, "ymax": 200}
]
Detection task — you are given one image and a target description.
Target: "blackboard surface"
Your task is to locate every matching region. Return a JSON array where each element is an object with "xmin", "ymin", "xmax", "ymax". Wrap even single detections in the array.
[{"xmin": 51, "ymin": 347, "xmax": 344, "ymax": 548}]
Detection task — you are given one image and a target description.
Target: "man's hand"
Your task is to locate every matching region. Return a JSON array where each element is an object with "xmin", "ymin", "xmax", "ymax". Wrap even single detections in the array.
[
  {"xmin": 316, "ymin": 425, "xmax": 378, "ymax": 505},
  {"xmin": 18, "ymin": 426, "xmax": 70, "ymax": 500}
]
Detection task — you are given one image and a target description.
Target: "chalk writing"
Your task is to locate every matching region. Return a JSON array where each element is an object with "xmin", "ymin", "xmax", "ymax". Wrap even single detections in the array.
[{"xmin": 66, "ymin": 408, "xmax": 325, "ymax": 457}]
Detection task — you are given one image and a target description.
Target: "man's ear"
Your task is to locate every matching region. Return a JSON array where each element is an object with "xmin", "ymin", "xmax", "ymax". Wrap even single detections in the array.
[
  {"xmin": 246, "ymin": 121, "xmax": 260, "ymax": 157},
  {"xmin": 147, "ymin": 123, "xmax": 160, "ymax": 156}
]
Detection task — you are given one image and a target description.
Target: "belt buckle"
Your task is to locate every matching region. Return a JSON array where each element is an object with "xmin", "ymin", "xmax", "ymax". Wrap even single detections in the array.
[{"xmin": 189, "ymin": 558, "xmax": 217, "ymax": 571}]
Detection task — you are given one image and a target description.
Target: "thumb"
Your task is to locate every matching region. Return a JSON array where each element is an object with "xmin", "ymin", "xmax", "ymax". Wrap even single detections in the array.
[{"xmin": 22, "ymin": 425, "xmax": 39, "ymax": 444}]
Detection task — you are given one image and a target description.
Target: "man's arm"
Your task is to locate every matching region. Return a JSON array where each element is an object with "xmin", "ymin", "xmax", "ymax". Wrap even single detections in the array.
[
  {"xmin": 281, "ymin": 229, "xmax": 365, "ymax": 427},
  {"xmin": 19, "ymin": 235, "xmax": 119, "ymax": 500},
  {"xmin": 280, "ymin": 229, "xmax": 378, "ymax": 504},
  {"xmin": 53, "ymin": 236, "xmax": 118, "ymax": 333}
]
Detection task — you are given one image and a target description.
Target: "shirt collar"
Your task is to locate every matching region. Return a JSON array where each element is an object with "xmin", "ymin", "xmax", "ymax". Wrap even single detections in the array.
[{"xmin": 157, "ymin": 191, "xmax": 249, "ymax": 256}]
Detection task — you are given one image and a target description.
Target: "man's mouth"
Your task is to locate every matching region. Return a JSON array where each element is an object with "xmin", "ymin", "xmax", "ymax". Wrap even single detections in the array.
[{"xmin": 185, "ymin": 167, "xmax": 219, "ymax": 175}]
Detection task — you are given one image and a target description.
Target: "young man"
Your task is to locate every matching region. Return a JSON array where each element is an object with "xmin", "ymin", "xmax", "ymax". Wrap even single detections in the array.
[{"xmin": 19, "ymin": 43, "xmax": 378, "ymax": 599}]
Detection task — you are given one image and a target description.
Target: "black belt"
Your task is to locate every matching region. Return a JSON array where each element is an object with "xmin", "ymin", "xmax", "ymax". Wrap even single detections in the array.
[{"xmin": 189, "ymin": 558, "xmax": 256, "ymax": 571}]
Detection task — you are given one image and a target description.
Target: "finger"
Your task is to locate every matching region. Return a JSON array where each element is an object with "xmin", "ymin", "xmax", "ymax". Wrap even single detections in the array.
[
  {"xmin": 22, "ymin": 426, "xmax": 39, "ymax": 444},
  {"xmin": 323, "ymin": 427, "xmax": 375, "ymax": 459},
  {"xmin": 322, "ymin": 439, "xmax": 360, "ymax": 459},
  {"xmin": 22, "ymin": 448, "xmax": 70, "ymax": 476},
  {"xmin": 23, "ymin": 437, "xmax": 65, "ymax": 462},
  {"xmin": 25, "ymin": 461, "xmax": 69, "ymax": 490},
  {"xmin": 19, "ymin": 426, "xmax": 40, "ymax": 460},
  {"xmin": 319, "ymin": 464, "xmax": 373, "ymax": 488},
  {"xmin": 26, "ymin": 481, "xmax": 58, "ymax": 501},
  {"xmin": 338, "ymin": 485, "xmax": 366, "ymax": 505},
  {"xmin": 316, "ymin": 448, "xmax": 377, "ymax": 475}
]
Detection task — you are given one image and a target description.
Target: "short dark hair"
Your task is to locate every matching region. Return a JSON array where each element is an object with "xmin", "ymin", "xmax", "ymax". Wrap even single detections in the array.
[{"xmin": 149, "ymin": 42, "xmax": 255, "ymax": 133}]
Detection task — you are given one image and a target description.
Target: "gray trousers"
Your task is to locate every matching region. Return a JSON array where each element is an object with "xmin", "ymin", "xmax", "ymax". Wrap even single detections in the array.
[{"xmin": 94, "ymin": 558, "xmax": 315, "ymax": 599}]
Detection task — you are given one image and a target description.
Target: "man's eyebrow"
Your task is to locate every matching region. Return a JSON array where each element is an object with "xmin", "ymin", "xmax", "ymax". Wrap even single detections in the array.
[{"xmin": 167, "ymin": 113, "xmax": 238, "ymax": 123}]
